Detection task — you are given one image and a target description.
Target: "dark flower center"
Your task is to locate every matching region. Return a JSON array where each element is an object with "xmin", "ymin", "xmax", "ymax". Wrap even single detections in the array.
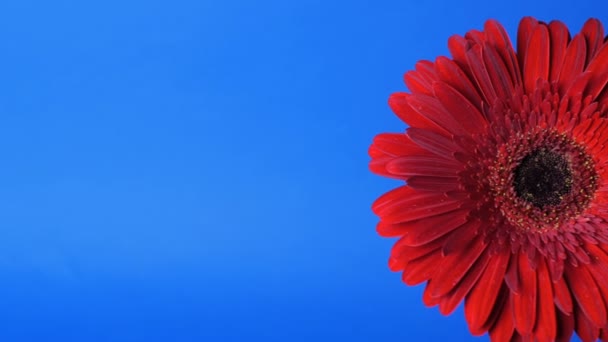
[{"xmin": 513, "ymin": 149, "xmax": 572, "ymax": 208}]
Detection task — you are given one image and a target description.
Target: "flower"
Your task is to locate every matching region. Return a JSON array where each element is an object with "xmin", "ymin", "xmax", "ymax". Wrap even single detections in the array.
[{"xmin": 369, "ymin": 17, "xmax": 608, "ymax": 342}]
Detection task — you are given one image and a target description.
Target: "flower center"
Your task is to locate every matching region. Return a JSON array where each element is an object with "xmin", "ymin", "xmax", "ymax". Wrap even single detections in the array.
[{"xmin": 513, "ymin": 149, "xmax": 572, "ymax": 208}]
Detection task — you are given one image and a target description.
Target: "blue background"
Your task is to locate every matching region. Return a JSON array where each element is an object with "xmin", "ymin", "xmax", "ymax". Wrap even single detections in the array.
[{"xmin": 0, "ymin": 0, "xmax": 604, "ymax": 341}]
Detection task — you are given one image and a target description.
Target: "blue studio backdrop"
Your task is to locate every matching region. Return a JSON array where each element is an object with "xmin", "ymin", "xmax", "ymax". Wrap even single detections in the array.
[{"xmin": 0, "ymin": 0, "xmax": 605, "ymax": 341}]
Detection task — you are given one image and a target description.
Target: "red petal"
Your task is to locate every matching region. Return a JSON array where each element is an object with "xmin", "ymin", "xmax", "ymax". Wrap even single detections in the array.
[
  {"xmin": 575, "ymin": 306, "xmax": 600, "ymax": 342},
  {"xmin": 517, "ymin": 17, "xmax": 539, "ymax": 70},
  {"xmin": 423, "ymin": 280, "xmax": 440, "ymax": 307},
  {"xmin": 523, "ymin": 24, "xmax": 550, "ymax": 94},
  {"xmin": 429, "ymin": 236, "xmax": 487, "ymax": 297},
  {"xmin": 432, "ymin": 81, "xmax": 488, "ymax": 135},
  {"xmin": 385, "ymin": 154, "xmax": 461, "ymax": 177},
  {"xmin": 555, "ymin": 310, "xmax": 575, "ymax": 342},
  {"xmin": 553, "ymin": 276, "xmax": 573, "ymax": 315},
  {"xmin": 438, "ymin": 248, "xmax": 491, "ymax": 315},
  {"xmin": 489, "ymin": 292, "xmax": 516, "ymax": 341},
  {"xmin": 397, "ymin": 208, "xmax": 469, "ymax": 246},
  {"xmin": 369, "ymin": 133, "xmax": 426, "ymax": 158},
  {"xmin": 533, "ymin": 259, "xmax": 557, "ymax": 342},
  {"xmin": 388, "ymin": 92, "xmax": 447, "ymax": 133},
  {"xmin": 482, "ymin": 43, "xmax": 515, "ymax": 102},
  {"xmin": 548, "ymin": 259, "xmax": 564, "ymax": 282},
  {"xmin": 548, "ymin": 20, "xmax": 570, "ymax": 82},
  {"xmin": 564, "ymin": 265, "xmax": 607, "ymax": 326},
  {"xmin": 465, "ymin": 251, "xmax": 510, "ymax": 332},
  {"xmin": 434, "ymin": 56, "xmax": 483, "ymax": 111},
  {"xmin": 406, "ymin": 176, "xmax": 460, "ymax": 192},
  {"xmin": 581, "ymin": 18, "xmax": 605, "ymax": 62},
  {"xmin": 372, "ymin": 187, "xmax": 465, "ymax": 224},
  {"xmin": 401, "ymin": 248, "xmax": 442, "ymax": 285},
  {"xmin": 404, "ymin": 63, "xmax": 437, "ymax": 96},
  {"xmin": 388, "ymin": 235, "xmax": 446, "ymax": 271},
  {"xmin": 557, "ymin": 34, "xmax": 587, "ymax": 95},
  {"xmin": 583, "ymin": 42, "xmax": 608, "ymax": 101},
  {"xmin": 466, "ymin": 44, "xmax": 497, "ymax": 104},
  {"xmin": 511, "ymin": 252, "xmax": 537, "ymax": 335},
  {"xmin": 441, "ymin": 218, "xmax": 481, "ymax": 255},
  {"xmin": 484, "ymin": 19, "xmax": 522, "ymax": 87},
  {"xmin": 448, "ymin": 34, "xmax": 469, "ymax": 71},
  {"xmin": 406, "ymin": 93, "xmax": 468, "ymax": 136},
  {"xmin": 505, "ymin": 250, "xmax": 521, "ymax": 294},
  {"xmin": 407, "ymin": 127, "xmax": 463, "ymax": 159}
]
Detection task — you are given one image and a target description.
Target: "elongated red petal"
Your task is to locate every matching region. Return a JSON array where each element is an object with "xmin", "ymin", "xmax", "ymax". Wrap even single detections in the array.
[
  {"xmin": 400, "ymin": 248, "xmax": 442, "ymax": 285},
  {"xmin": 433, "ymin": 81, "xmax": 488, "ymax": 135},
  {"xmin": 511, "ymin": 252, "xmax": 537, "ymax": 335},
  {"xmin": 583, "ymin": 43, "xmax": 608, "ymax": 100},
  {"xmin": 438, "ymin": 248, "xmax": 491, "ymax": 315},
  {"xmin": 429, "ymin": 235, "xmax": 487, "ymax": 297},
  {"xmin": 558, "ymin": 34, "xmax": 587, "ymax": 94},
  {"xmin": 553, "ymin": 276, "xmax": 573, "ymax": 315},
  {"xmin": 575, "ymin": 306, "xmax": 600, "ymax": 342},
  {"xmin": 565, "ymin": 265, "xmax": 607, "ymax": 326},
  {"xmin": 523, "ymin": 24, "xmax": 550, "ymax": 94},
  {"xmin": 548, "ymin": 20, "xmax": 569, "ymax": 82},
  {"xmin": 465, "ymin": 251, "xmax": 510, "ymax": 333},
  {"xmin": 489, "ymin": 292, "xmax": 515, "ymax": 341},
  {"xmin": 581, "ymin": 18, "xmax": 605, "ymax": 62},
  {"xmin": 533, "ymin": 259, "xmax": 557, "ymax": 342},
  {"xmin": 398, "ymin": 208, "xmax": 469, "ymax": 246},
  {"xmin": 555, "ymin": 310, "xmax": 575, "ymax": 342},
  {"xmin": 517, "ymin": 17, "xmax": 538, "ymax": 69}
]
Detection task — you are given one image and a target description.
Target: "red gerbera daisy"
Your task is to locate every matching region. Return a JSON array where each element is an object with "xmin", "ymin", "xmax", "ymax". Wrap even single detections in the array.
[{"xmin": 369, "ymin": 17, "xmax": 608, "ymax": 341}]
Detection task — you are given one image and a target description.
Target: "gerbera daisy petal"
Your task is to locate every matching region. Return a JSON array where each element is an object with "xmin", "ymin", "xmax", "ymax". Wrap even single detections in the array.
[
  {"xmin": 388, "ymin": 235, "xmax": 447, "ymax": 271},
  {"xmin": 429, "ymin": 236, "xmax": 487, "ymax": 297},
  {"xmin": 504, "ymin": 249, "xmax": 521, "ymax": 294},
  {"xmin": 482, "ymin": 43, "xmax": 515, "ymax": 101},
  {"xmin": 511, "ymin": 253, "xmax": 537, "ymax": 335},
  {"xmin": 433, "ymin": 81, "xmax": 488, "ymax": 134},
  {"xmin": 582, "ymin": 43, "xmax": 608, "ymax": 101},
  {"xmin": 464, "ymin": 251, "xmax": 510, "ymax": 332},
  {"xmin": 406, "ymin": 175, "xmax": 461, "ymax": 192},
  {"xmin": 435, "ymin": 56, "xmax": 484, "ymax": 110},
  {"xmin": 575, "ymin": 306, "xmax": 601, "ymax": 342},
  {"xmin": 466, "ymin": 44, "xmax": 498, "ymax": 104},
  {"xmin": 385, "ymin": 154, "xmax": 462, "ymax": 178},
  {"xmin": 401, "ymin": 248, "xmax": 442, "ymax": 285},
  {"xmin": 447, "ymin": 34, "xmax": 469, "ymax": 65},
  {"xmin": 553, "ymin": 275, "xmax": 574, "ymax": 314},
  {"xmin": 565, "ymin": 265, "xmax": 607, "ymax": 326},
  {"xmin": 556, "ymin": 310, "xmax": 575, "ymax": 342},
  {"xmin": 370, "ymin": 17, "xmax": 608, "ymax": 342},
  {"xmin": 532, "ymin": 259, "xmax": 557, "ymax": 342},
  {"xmin": 516, "ymin": 17, "xmax": 539, "ymax": 70},
  {"xmin": 388, "ymin": 92, "xmax": 448, "ymax": 133},
  {"xmin": 581, "ymin": 18, "xmax": 605, "ymax": 62},
  {"xmin": 422, "ymin": 280, "xmax": 441, "ymax": 307},
  {"xmin": 489, "ymin": 293, "xmax": 516, "ymax": 341},
  {"xmin": 548, "ymin": 20, "xmax": 570, "ymax": 82},
  {"xmin": 442, "ymin": 219, "xmax": 482, "ymax": 255},
  {"xmin": 523, "ymin": 24, "xmax": 550, "ymax": 95},
  {"xmin": 396, "ymin": 208, "xmax": 469, "ymax": 246},
  {"xmin": 438, "ymin": 248, "xmax": 491, "ymax": 315},
  {"xmin": 373, "ymin": 190, "xmax": 465, "ymax": 224},
  {"xmin": 406, "ymin": 93, "xmax": 469, "ymax": 136},
  {"xmin": 406, "ymin": 127, "xmax": 463, "ymax": 158},
  {"xmin": 558, "ymin": 34, "xmax": 587, "ymax": 94},
  {"xmin": 484, "ymin": 20, "xmax": 522, "ymax": 88}
]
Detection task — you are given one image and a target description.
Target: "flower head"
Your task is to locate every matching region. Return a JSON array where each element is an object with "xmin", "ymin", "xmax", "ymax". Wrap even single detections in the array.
[{"xmin": 370, "ymin": 17, "xmax": 608, "ymax": 341}]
